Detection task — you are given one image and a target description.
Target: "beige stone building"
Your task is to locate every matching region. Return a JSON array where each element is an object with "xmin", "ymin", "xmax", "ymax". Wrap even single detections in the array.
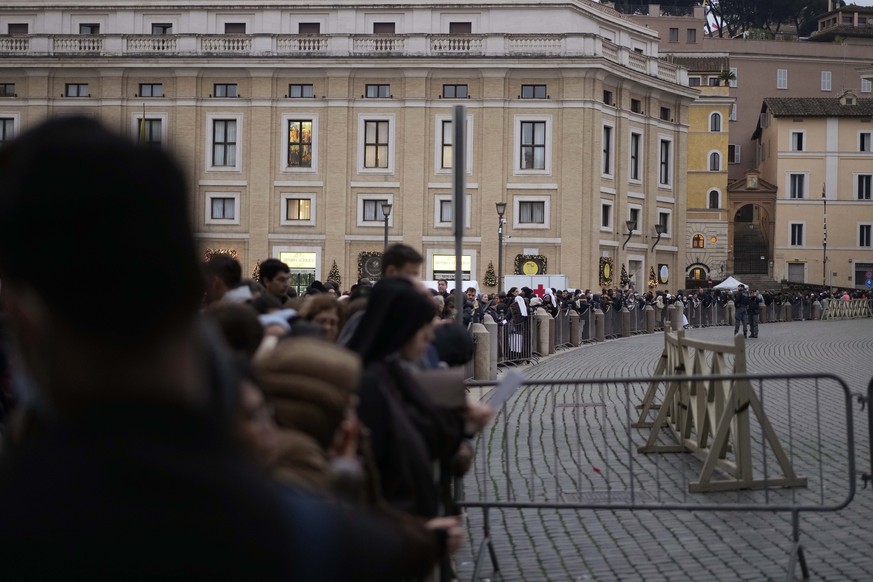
[
  {"xmin": 0, "ymin": 0, "xmax": 695, "ymax": 293},
  {"xmin": 753, "ymin": 93, "xmax": 873, "ymax": 290}
]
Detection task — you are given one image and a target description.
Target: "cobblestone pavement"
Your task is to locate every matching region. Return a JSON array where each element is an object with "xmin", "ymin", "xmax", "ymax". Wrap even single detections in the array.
[{"xmin": 456, "ymin": 319, "xmax": 873, "ymax": 581}]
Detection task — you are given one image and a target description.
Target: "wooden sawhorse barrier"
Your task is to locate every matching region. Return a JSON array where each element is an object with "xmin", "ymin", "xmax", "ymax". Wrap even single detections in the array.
[{"xmin": 634, "ymin": 326, "xmax": 807, "ymax": 493}]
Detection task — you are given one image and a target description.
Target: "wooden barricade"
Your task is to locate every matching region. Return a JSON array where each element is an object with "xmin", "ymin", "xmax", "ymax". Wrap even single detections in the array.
[
  {"xmin": 821, "ymin": 298, "xmax": 873, "ymax": 320},
  {"xmin": 634, "ymin": 327, "xmax": 807, "ymax": 493}
]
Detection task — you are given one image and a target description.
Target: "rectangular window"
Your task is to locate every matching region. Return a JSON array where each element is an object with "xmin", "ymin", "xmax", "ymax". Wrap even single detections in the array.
[
  {"xmin": 0, "ymin": 118, "xmax": 14, "ymax": 146},
  {"xmin": 688, "ymin": 77, "xmax": 701, "ymax": 87},
  {"xmin": 289, "ymin": 84, "xmax": 314, "ymax": 98},
  {"xmin": 79, "ymin": 23, "xmax": 100, "ymax": 35},
  {"xmin": 65, "ymin": 83, "xmax": 89, "ymax": 97},
  {"xmin": 136, "ymin": 118, "xmax": 162, "ymax": 147},
  {"xmin": 821, "ymin": 71, "xmax": 832, "ymax": 91},
  {"xmin": 365, "ymin": 84, "xmax": 390, "ymax": 98},
  {"xmin": 659, "ymin": 139, "xmax": 671, "ymax": 185},
  {"xmin": 630, "ymin": 132, "xmax": 641, "ymax": 181},
  {"xmin": 790, "ymin": 131, "xmax": 804, "ymax": 152},
  {"xmin": 790, "ymin": 223, "xmax": 804, "ymax": 246},
  {"xmin": 520, "ymin": 121, "xmax": 546, "ymax": 170},
  {"xmin": 660, "ymin": 107, "xmax": 671, "ymax": 121},
  {"xmin": 521, "ymin": 84, "xmax": 547, "ymax": 99},
  {"xmin": 151, "ymin": 23, "xmax": 172, "ymax": 35},
  {"xmin": 7, "ymin": 23, "xmax": 28, "ymax": 35},
  {"xmin": 658, "ymin": 211, "xmax": 670, "ymax": 235},
  {"xmin": 214, "ymin": 83, "xmax": 238, "ymax": 98},
  {"xmin": 298, "ymin": 22, "xmax": 320, "ymax": 34},
  {"xmin": 518, "ymin": 201, "xmax": 545, "ymax": 224},
  {"xmin": 861, "ymin": 224, "xmax": 872, "ymax": 247},
  {"xmin": 668, "ymin": 28, "xmax": 679, "ymax": 42},
  {"xmin": 286, "ymin": 198, "xmax": 312, "ymax": 221},
  {"xmin": 287, "ymin": 120, "xmax": 313, "ymax": 168},
  {"xmin": 728, "ymin": 144, "xmax": 741, "ymax": 164},
  {"xmin": 860, "ymin": 132, "xmax": 871, "ymax": 152},
  {"xmin": 138, "ymin": 83, "xmax": 163, "ymax": 97},
  {"xmin": 364, "ymin": 120, "xmax": 389, "ymax": 168},
  {"xmin": 777, "ymin": 69, "xmax": 788, "ymax": 90},
  {"xmin": 440, "ymin": 120, "xmax": 453, "ymax": 169},
  {"xmin": 602, "ymin": 125, "xmax": 613, "ymax": 175},
  {"xmin": 211, "ymin": 197, "xmax": 236, "ymax": 220},
  {"xmin": 862, "ymin": 79, "xmax": 872, "ymax": 94},
  {"xmin": 708, "ymin": 77, "xmax": 721, "ymax": 87},
  {"xmin": 686, "ymin": 28, "xmax": 697, "ymax": 43},
  {"xmin": 789, "ymin": 174, "xmax": 806, "ymax": 199},
  {"xmin": 212, "ymin": 119, "xmax": 237, "ymax": 167},
  {"xmin": 449, "ymin": 22, "xmax": 472, "ymax": 34},
  {"xmin": 859, "ymin": 175, "xmax": 872, "ymax": 200},
  {"xmin": 373, "ymin": 22, "xmax": 395, "ymax": 34},
  {"xmin": 602, "ymin": 90, "xmax": 613, "ymax": 105},
  {"xmin": 442, "ymin": 84, "xmax": 468, "ymax": 99},
  {"xmin": 629, "ymin": 207, "xmax": 641, "ymax": 232},
  {"xmin": 600, "ymin": 203, "xmax": 612, "ymax": 229},
  {"xmin": 363, "ymin": 199, "xmax": 389, "ymax": 221},
  {"xmin": 439, "ymin": 200, "xmax": 454, "ymax": 223},
  {"xmin": 224, "ymin": 23, "xmax": 246, "ymax": 34},
  {"xmin": 630, "ymin": 98, "xmax": 642, "ymax": 113},
  {"xmin": 0, "ymin": 83, "xmax": 15, "ymax": 97}
]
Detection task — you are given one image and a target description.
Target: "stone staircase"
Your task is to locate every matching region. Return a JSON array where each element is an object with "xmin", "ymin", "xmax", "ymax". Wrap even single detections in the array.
[{"xmin": 733, "ymin": 273, "xmax": 782, "ymax": 292}]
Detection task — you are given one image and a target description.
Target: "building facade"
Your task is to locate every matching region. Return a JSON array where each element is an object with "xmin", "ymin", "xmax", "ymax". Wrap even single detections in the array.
[
  {"xmin": 753, "ymin": 93, "xmax": 873, "ymax": 290},
  {"xmin": 0, "ymin": 0, "xmax": 694, "ymax": 292}
]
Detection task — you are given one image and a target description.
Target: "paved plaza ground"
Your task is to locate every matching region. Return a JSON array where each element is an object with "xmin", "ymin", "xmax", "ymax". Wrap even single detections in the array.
[{"xmin": 456, "ymin": 318, "xmax": 873, "ymax": 581}]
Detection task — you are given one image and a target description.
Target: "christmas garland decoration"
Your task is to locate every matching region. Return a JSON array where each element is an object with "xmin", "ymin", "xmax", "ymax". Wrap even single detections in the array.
[{"xmin": 357, "ymin": 251, "xmax": 384, "ymax": 280}]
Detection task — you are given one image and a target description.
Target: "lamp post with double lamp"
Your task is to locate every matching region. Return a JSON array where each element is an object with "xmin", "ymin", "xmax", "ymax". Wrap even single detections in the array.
[
  {"xmin": 381, "ymin": 202, "xmax": 392, "ymax": 252},
  {"xmin": 496, "ymin": 201, "xmax": 507, "ymax": 294}
]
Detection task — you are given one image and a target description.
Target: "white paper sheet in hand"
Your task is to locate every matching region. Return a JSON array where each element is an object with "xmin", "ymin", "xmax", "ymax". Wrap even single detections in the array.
[{"xmin": 483, "ymin": 370, "xmax": 525, "ymax": 413}]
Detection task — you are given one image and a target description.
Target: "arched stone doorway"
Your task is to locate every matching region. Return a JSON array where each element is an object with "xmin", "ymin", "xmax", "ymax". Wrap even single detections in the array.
[{"xmin": 731, "ymin": 203, "xmax": 772, "ymax": 275}]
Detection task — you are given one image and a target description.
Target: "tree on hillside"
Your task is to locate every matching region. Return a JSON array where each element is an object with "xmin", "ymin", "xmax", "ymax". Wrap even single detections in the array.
[{"xmin": 706, "ymin": 0, "xmax": 828, "ymax": 38}]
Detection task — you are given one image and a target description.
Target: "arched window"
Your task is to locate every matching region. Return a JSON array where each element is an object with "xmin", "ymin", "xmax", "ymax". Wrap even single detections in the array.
[
  {"xmin": 708, "ymin": 190, "xmax": 720, "ymax": 209},
  {"xmin": 709, "ymin": 152, "xmax": 721, "ymax": 171},
  {"xmin": 710, "ymin": 112, "xmax": 722, "ymax": 132},
  {"xmin": 692, "ymin": 234, "xmax": 705, "ymax": 248}
]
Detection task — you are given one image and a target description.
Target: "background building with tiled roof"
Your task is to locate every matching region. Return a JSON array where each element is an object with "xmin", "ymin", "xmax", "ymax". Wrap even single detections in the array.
[{"xmin": 753, "ymin": 92, "xmax": 873, "ymax": 289}]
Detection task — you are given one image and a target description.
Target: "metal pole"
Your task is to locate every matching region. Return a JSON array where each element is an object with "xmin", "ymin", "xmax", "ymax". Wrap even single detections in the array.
[
  {"xmin": 453, "ymin": 105, "xmax": 466, "ymax": 325},
  {"xmin": 822, "ymin": 184, "xmax": 827, "ymax": 290},
  {"xmin": 498, "ymin": 215, "xmax": 504, "ymax": 295},
  {"xmin": 383, "ymin": 214, "xmax": 389, "ymax": 251}
]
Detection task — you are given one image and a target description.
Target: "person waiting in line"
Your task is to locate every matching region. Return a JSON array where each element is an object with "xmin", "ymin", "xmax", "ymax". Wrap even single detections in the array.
[
  {"xmin": 299, "ymin": 294, "xmax": 346, "ymax": 343},
  {"xmin": 0, "ymin": 116, "xmax": 430, "ymax": 580},
  {"xmin": 259, "ymin": 258, "xmax": 293, "ymax": 306}
]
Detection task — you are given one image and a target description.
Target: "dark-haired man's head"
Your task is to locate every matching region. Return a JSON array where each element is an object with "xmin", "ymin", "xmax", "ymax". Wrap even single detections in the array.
[
  {"xmin": 0, "ymin": 117, "xmax": 202, "ymax": 344},
  {"xmin": 382, "ymin": 243, "xmax": 423, "ymax": 279},
  {"xmin": 0, "ymin": 117, "xmax": 205, "ymax": 414},
  {"xmin": 258, "ymin": 259, "xmax": 291, "ymax": 303},
  {"xmin": 203, "ymin": 254, "xmax": 243, "ymax": 305}
]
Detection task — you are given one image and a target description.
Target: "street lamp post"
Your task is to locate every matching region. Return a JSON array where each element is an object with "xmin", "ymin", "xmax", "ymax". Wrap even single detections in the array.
[
  {"xmin": 496, "ymin": 201, "xmax": 507, "ymax": 294},
  {"xmin": 622, "ymin": 219, "xmax": 637, "ymax": 250},
  {"xmin": 382, "ymin": 202, "xmax": 392, "ymax": 252}
]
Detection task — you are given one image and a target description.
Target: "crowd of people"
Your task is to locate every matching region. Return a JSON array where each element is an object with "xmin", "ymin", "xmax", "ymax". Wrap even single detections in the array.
[{"xmin": 0, "ymin": 117, "xmax": 492, "ymax": 580}]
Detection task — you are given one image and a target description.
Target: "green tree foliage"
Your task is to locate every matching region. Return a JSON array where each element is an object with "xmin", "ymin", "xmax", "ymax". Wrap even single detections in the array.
[{"xmin": 706, "ymin": 0, "xmax": 828, "ymax": 38}]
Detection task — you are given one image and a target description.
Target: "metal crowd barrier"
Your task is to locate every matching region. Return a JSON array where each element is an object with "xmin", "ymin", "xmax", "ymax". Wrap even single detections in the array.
[
  {"xmin": 686, "ymin": 301, "xmax": 728, "ymax": 328},
  {"xmin": 579, "ymin": 306, "xmax": 596, "ymax": 344},
  {"xmin": 496, "ymin": 317, "xmax": 535, "ymax": 366},
  {"xmin": 554, "ymin": 308, "xmax": 572, "ymax": 349},
  {"xmin": 628, "ymin": 302, "xmax": 646, "ymax": 335},
  {"xmin": 457, "ymin": 373, "xmax": 855, "ymax": 582}
]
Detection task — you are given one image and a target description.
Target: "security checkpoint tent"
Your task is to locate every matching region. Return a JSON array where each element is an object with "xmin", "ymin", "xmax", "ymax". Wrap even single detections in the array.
[{"xmin": 713, "ymin": 276, "xmax": 747, "ymax": 291}]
